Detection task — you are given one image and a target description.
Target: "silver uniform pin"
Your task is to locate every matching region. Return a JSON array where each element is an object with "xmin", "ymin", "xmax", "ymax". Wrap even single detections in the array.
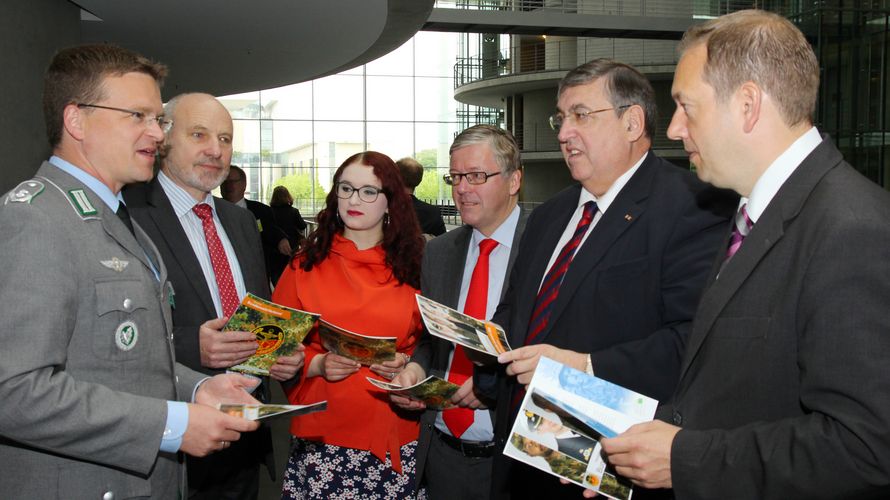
[
  {"xmin": 101, "ymin": 257, "xmax": 130, "ymax": 272},
  {"xmin": 115, "ymin": 320, "xmax": 139, "ymax": 351},
  {"xmin": 5, "ymin": 180, "xmax": 45, "ymax": 205}
]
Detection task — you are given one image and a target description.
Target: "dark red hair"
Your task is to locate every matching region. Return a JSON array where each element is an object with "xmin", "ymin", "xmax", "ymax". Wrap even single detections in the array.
[{"xmin": 295, "ymin": 151, "xmax": 423, "ymax": 288}]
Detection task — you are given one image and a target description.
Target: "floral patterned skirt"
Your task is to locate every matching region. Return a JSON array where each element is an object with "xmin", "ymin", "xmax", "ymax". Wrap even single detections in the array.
[{"xmin": 281, "ymin": 437, "xmax": 427, "ymax": 500}]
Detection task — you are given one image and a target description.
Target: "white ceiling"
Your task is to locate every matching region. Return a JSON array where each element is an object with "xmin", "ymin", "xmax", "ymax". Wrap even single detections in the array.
[{"xmin": 75, "ymin": 0, "xmax": 435, "ymax": 99}]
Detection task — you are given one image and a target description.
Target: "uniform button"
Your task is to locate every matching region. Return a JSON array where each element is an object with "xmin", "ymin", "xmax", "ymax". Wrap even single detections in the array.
[
  {"xmin": 103, "ymin": 492, "xmax": 114, "ymax": 500},
  {"xmin": 672, "ymin": 410, "xmax": 683, "ymax": 426},
  {"xmin": 122, "ymin": 298, "xmax": 133, "ymax": 311}
]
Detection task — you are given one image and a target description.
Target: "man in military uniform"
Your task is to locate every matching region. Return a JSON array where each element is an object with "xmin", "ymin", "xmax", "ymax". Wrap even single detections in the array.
[{"xmin": 0, "ymin": 44, "xmax": 260, "ymax": 499}]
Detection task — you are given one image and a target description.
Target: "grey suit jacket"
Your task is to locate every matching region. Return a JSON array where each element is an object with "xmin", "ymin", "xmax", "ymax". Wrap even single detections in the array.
[
  {"xmin": 412, "ymin": 207, "xmax": 529, "ymax": 486},
  {"xmin": 0, "ymin": 162, "xmax": 204, "ymax": 500},
  {"xmin": 667, "ymin": 138, "xmax": 890, "ymax": 499}
]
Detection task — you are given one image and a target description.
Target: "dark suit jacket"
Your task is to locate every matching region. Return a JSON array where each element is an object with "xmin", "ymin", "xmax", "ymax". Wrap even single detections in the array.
[
  {"xmin": 245, "ymin": 198, "xmax": 287, "ymax": 284},
  {"xmin": 270, "ymin": 204, "xmax": 307, "ymax": 283},
  {"xmin": 483, "ymin": 152, "xmax": 736, "ymax": 499},
  {"xmin": 124, "ymin": 178, "xmax": 274, "ymax": 493},
  {"xmin": 412, "ymin": 195, "xmax": 446, "ymax": 236},
  {"xmin": 666, "ymin": 138, "xmax": 890, "ymax": 499},
  {"xmin": 411, "ymin": 208, "xmax": 528, "ymax": 488}
]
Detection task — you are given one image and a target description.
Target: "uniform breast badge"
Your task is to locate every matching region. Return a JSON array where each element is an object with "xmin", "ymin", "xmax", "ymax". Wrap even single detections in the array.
[
  {"xmin": 100, "ymin": 257, "xmax": 130, "ymax": 272},
  {"xmin": 115, "ymin": 321, "xmax": 139, "ymax": 351}
]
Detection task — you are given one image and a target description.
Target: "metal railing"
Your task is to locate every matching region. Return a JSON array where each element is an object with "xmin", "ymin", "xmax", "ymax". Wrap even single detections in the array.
[
  {"xmin": 455, "ymin": 37, "xmax": 679, "ymax": 88},
  {"xmin": 435, "ymin": 0, "xmax": 787, "ymax": 19}
]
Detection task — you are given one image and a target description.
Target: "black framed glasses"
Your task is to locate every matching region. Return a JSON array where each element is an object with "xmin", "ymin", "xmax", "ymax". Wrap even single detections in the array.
[
  {"xmin": 443, "ymin": 171, "xmax": 501, "ymax": 186},
  {"xmin": 336, "ymin": 182, "xmax": 383, "ymax": 203},
  {"xmin": 548, "ymin": 104, "xmax": 631, "ymax": 132},
  {"xmin": 77, "ymin": 103, "xmax": 173, "ymax": 133}
]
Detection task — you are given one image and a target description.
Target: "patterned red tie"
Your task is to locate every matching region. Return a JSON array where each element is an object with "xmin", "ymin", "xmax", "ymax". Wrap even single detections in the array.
[
  {"xmin": 525, "ymin": 201, "xmax": 597, "ymax": 345},
  {"xmin": 193, "ymin": 203, "xmax": 240, "ymax": 317},
  {"xmin": 443, "ymin": 238, "xmax": 499, "ymax": 438},
  {"xmin": 725, "ymin": 203, "xmax": 753, "ymax": 260}
]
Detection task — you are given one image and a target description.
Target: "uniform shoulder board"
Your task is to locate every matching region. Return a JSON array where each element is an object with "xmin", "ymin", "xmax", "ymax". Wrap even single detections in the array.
[{"xmin": 5, "ymin": 179, "xmax": 45, "ymax": 205}]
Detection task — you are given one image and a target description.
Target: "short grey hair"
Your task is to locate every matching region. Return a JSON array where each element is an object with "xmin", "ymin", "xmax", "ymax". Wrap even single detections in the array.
[
  {"xmin": 449, "ymin": 124, "xmax": 522, "ymax": 175},
  {"xmin": 557, "ymin": 58, "xmax": 657, "ymax": 138}
]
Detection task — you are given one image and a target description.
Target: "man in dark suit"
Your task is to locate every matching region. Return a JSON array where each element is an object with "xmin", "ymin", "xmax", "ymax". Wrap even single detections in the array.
[
  {"xmin": 391, "ymin": 125, "xmax": 527, "ymax": 499},
  {"xmin": 598, "ymin": 11, "xmax": 890, "ymax": 499},
  {"xmin": 220, "ymin": 164, "xmax": 290, "ymax": 284},
  {"xmin": 397, "ymin": 156, "xmax": 447, "ymax": 238},
  {"xmin": 124, "ymin": 93, "xmax": 304, "ymax": 499},
  {"xmin": 484, "ymin": 59, "xmax": 734, "ymax": 499}
]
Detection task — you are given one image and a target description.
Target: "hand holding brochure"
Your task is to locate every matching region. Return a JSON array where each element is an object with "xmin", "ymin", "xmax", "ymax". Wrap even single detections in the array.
[
  {"xmin": 218, "ymin": 401, "xmax": 327, "ymax": 421},
  {"xmin": 318, "ymin": 320, "xmax": 397, "ymax": 365},
  {"xmin": 223, "ymin": 293, "xmax": 319, "ymax": 376},
  {"xmin": 367, "ymin": 375, "xmax": 460, "ymax": 409},
  {"xmin": 504, "ymin": 357, "xmax": 658, "ymax": 500},
  {"xmin": 416, "ymin": 295, "xmax": 511, "ymax": 356}
]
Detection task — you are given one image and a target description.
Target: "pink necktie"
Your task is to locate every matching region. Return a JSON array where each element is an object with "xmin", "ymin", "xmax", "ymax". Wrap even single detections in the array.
[
  {"xmin": 193, "ymin": 203, "xmax": 240, "ymax": 317},
  {"xmin": 726, "ymin": 204, "xmax": 753, "ymax": 260}
]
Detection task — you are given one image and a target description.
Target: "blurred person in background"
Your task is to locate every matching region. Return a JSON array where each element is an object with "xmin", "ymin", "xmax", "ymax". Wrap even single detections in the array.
[{"xmin": 269, "ymin": 185, "xmax": 307, "ymax": 284}]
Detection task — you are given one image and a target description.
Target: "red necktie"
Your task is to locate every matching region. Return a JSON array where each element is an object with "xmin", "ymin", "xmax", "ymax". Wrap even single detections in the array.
[
  {"xmin": 443, "ymin": 238, "xmax": 498, "ymax": 438},
  {"xmin": 193, "ymin": 203, "xmax": 240, "ymax": 317},
  {"xmin": 526, "ymin": 201, "xmax": 597, "ymax": 345}
]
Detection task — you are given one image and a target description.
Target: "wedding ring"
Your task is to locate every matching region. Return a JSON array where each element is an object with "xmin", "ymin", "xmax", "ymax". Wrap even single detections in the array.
[{"xmin": 221, "ymin": 441, "xmax": 229, "ymax": 449}]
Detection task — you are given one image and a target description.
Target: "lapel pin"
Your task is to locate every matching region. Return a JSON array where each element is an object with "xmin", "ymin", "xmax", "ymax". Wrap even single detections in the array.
[{"xmin": 624, "ymin": 214, "xmax": 633, "ymax": 221}]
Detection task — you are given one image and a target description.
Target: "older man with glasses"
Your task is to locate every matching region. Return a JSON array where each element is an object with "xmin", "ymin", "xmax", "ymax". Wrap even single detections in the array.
[
  {"xmin": 391, "ymin": 124, "xmax": 528, "ymax": 500},
  {"xmin": 479, "ymin": 58, "xmax": 736, "ymax": 500}
]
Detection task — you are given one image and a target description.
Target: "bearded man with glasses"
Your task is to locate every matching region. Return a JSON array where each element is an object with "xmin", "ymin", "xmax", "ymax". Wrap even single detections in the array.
[{"xmin": 479, "ymin": 58, "xmax": 737, "ymax": 500}]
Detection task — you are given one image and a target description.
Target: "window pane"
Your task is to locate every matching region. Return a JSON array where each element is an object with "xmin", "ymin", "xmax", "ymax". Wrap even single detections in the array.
[
  {"xmin": 313, "ymin": 75, "xmax": 364, "ymax": 120},
  {"xmin": 367, "ymin": 122, "xmax": 414, "ymax": 161},
  {"xmin": 416, "ymin": 76, "xmax": 457, "ymax": 121},
  {"xmin": 261, "ymin": 82, "xmax": 313, "ymax": 120},
  {"xmin": 366, "ymin": 38, "xmax": 414, "ymax": 76},
  {"xmin": 367, "ymin": 76, "xmax": 413, "ymax": 121}
]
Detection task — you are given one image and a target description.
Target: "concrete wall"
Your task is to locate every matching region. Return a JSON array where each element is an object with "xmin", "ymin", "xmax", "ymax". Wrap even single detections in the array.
[{"xmin": 1, "ymin": 0, "xmax": 79, "ymax": 195}]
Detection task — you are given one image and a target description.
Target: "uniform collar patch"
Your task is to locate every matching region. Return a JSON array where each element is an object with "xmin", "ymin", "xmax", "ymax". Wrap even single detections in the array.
[{"xmin": 68, "ymin": 189, "xmax": 97, "ymax": 216}]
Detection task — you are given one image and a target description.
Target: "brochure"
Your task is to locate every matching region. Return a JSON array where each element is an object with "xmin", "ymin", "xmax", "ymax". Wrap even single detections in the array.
[
  {"xmin": 503, "ymin": 356, "xmax": 658, "ymax": 500},
  {"xmin": 416, "ymin": 295, "xmax": 511, "ymax": 356},
  {"xmin": 218, "ymin": 401, "xmax": 327, "ymax": 421},
  {"xmin": 223, "ymin": 293, "xmax": 319, "ymax": 376},
  {"xmin": 318, "ymin": 319, "xmax": 397, "ymax": 365},
  {"xmin": 367, "ymin": 375, "xmax": 461, "ymax": 409}
]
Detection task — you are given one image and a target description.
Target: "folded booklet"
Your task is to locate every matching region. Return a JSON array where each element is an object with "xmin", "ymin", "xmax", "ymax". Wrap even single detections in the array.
[
  {"xmin": 223, "ymin": 293, "xmax": 319, "ymax": 376},
  {"xmin": 218, "ymin": 401, "xmax": 327, "ymax": 421},
  {"xmin": 318, "ymin": 320, "xmax": 397, "ymax": 365},
  {"xmin": 367, "ymin": 375, "xmax": 460, "ymax": 410},
  {"xmin": 416, "ymin": 295, "xmax": 511, "ymax": 356},
  {"xmin": 504, "ymin": 356, "xmax": 658, "ymax": 500}
]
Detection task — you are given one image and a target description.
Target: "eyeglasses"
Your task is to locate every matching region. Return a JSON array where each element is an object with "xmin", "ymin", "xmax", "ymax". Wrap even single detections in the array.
[
  {"xmin": 77, "ymin": 103, "xmax": 173, "ymax": 133},
  {"xmin": 335, "ymin": 182, "xmax": 383, "ymax": 203},
  {"xmin": 548, "ymin": 104, "xmax": 631, "ymax": 132},
  {"xmin": 443, "ymin": 171, "xmax": 501, "ymax": 186}
]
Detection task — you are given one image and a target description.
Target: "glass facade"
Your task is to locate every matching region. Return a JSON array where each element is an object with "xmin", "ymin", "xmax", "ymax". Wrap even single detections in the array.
[{"xmin": 218, "ymin": 31, "xmax": 469, "ymax": 220}]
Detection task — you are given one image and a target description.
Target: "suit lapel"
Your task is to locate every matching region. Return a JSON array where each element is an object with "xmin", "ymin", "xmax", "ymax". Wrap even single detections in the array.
[
  {"xmin": 532, "ymin": 158, "xmax": 655, "ymax": 345},
  {"xmin": 144, "ymin": 179, "xmax": 217, "ymax": 316},
  {"xmin": 443, "ymin": 226, "xmax": 472, "ymax": 308},
  {"xmin": 678, "ymin": 138, "xmax": 843, "ymax": 382},
  {"xmin": 514, "ymin": 190, "xmax": 578, "ymax": 346}
]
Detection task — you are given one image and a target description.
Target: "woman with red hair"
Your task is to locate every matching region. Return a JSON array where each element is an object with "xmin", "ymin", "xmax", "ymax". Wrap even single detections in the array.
[{"xmin": 273, "ymin": 151, "xmax": 426, "ymax": 499}]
